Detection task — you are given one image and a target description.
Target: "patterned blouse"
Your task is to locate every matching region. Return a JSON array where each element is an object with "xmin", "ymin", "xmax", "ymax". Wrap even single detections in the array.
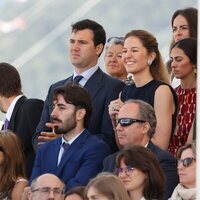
[{"xmin": 168, "ymin": 86, "xmax": 196, "ymax": 155}]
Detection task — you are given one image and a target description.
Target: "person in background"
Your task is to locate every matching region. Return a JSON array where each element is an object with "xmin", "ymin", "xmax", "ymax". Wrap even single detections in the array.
[
  {"xmin": 64, "ymin": 186, "xmax": 85, "ymax": 200},
  {"xmin": 104, "ymin": 36, "xmax": 132, "ymax": 84},
  {"xmin": 0, "ymin": 62, "xmax": 44, "ymax": 178},
  {"xmin": 168, "ymin": 38, "xmax": 197, "ymax": 155},
  {"xmin": 167, "ymin": 7, "xmax": 197, "ymax": 87},
  {"xmin": 28, "ymin": 173, "xmax": 65, "ymax": 200},
  {"xmin": 0, "ymin": 131, "xmax": 28, "ymax": 199},
  {"xmin": 30, "ymin": 84, "xmax": 110, "ymax": 190},
  {"xmin": 85, "ymin": 172, "xmax": 130, "ymax": 200},
  {"xmin": 33, "ymin": 19, "xmax": 125, "ymax": 153},
  {"xmin": 169, "ymin": 141, "xmax": 196, "ymax": 200},
  {"xmin": 109, "ymin": 29, "xmax": 178, "ymax": 150},
  {"xmin": 115, "ymin": 146, "xmax": 165, "ymax": 200},
  {"xmin": 104, "ymin": 99, "xmax": 178, "ymax": 200}
]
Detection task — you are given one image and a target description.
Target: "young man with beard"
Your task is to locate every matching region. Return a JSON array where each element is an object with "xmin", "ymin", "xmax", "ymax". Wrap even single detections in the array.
[{"xmin": 30, "ymin": 83, "xmax": 110, "ymax": 191}]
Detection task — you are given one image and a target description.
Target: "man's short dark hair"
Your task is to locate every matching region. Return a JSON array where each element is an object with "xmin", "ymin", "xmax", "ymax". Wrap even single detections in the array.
[
  {"xmin": 71, "ymin": 19, "xmax": 106, "ymax": 56},
  {"xmin": 0, "ymin": 62, "xmax": 22, "ymax": 98},
  {"xmin": 53, "ymin": 83, "xmax": 93, "ymax": 129}
]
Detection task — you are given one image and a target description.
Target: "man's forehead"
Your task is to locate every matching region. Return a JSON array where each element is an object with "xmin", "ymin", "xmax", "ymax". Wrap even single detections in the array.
[{"xmin": 119, "ymin": 102, "xmax": 139, "ymax": 114}]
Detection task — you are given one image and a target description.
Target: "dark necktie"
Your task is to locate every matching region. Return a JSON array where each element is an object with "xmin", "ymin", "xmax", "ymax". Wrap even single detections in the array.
[
  {"xmin": 58, "ymin": 142, "xmax": 70, "ymax": 165},
  {"xmin": 73, "ymin": 75, "xmax": 83, "ymax": 83},
  {"xmin": 3, "ymin": 118, "xmax": 9, "ymax": 130}
]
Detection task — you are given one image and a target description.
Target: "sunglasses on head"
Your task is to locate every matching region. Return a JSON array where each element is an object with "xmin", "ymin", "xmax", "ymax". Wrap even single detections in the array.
[
  {"xmin": 107, "ymin": 36, "xmax": 124, "ymax": 43},
  {"xmin": 178, "ymin": 157, "xmax": 195, "ymax": 167},
  {"xmin": 116, "ymin": 118, "xmax": 146, "ymax": 127}
]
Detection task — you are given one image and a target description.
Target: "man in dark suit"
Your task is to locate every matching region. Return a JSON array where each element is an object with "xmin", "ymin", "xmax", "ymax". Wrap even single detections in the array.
[
  {"xmin": 103, "ymin": 99, "xmax": 178, "ymax": 200},
  {"xmin": 30, "ymin": 84, "xmax": 110, "ymax": 190},
  {"xmin": 33, "ymin": 19, "xmax": 125, "ymax": 153},
  {"xmin": 0, "ymin": 62, "xmax": 44, "ymax": 178}
]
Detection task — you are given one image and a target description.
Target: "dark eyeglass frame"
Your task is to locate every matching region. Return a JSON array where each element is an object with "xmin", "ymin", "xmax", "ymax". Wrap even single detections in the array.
[
  {"xmin": 178, "ymin": 157, "xmax": 196, "ymax": 167},
  {"xmin": 116, "ymin": 118, "xmax": 146, "ymax": 127},
  {"xmin": 31, "ymin": 187, "xmax": 64, "ymax": 195},
  {"xmin": 0, "ymin": 146, "xmax": 4, "ymax": 152},
  {"xmin": 107, "ymin": 36, "xmax": 124, "ymax": 43},
  {"xmin": 115, "ymin": 165, "xmax": 135, "ymax": 177}
]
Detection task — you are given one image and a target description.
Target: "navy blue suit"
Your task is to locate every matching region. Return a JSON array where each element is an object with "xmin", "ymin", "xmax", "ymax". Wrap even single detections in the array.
[
  {"xmin": 30, "ymin": 129, "xmax": 111, "ymax": 190},
  {"xmin": 7, "ymin": 96, "xmax": 44, "ymax": 178},
  {"xmin": 33, "ymin": 68, "xmax": 125, "ymax": 152},
  {"xmin": 103, "ymin": 141, "xmax": 178, "ymax": 200}
]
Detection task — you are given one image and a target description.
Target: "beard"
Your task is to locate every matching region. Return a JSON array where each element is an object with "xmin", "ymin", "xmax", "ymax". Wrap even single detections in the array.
[{"xmin": 53, "ymin": 112, "xmax": 77, "ymax": 135}]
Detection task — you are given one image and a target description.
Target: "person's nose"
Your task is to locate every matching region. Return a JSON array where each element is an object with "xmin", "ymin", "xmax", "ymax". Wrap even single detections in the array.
[
  {"xmin": 71, "ymin": 41, "xmax": 80, "ymax": 51},
  {"xmin": 51, "ymin": 107, "xmax": 58, "ymax": 119}
]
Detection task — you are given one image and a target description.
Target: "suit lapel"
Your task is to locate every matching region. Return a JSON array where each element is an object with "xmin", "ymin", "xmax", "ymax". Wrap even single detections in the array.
[
  {"xmin": 9, "ymin": 96, "xmax": 27, "ymax": 130},
  {"xmin": 56, "ymin": 130, "xmax": 90, "ymax": 175},
  {"xmin": 84, "ymin": 68, "xmax": 105, "ymax": 99}
]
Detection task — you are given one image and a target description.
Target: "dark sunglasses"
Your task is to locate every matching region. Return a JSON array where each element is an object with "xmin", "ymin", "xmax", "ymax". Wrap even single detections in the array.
[
  {"xmin": 178, "ymin": 157, "xmax": 196, "ymax": 167},
  {"xmin": 107, "ymin": 36, "xmax": 124, "ymax": 43},
  {"xmin": 0, "ymin": 146, "xmax": 4, "ymax": 152},
  {"xmin": 116, "ymin": 118, "xmax": 146, "ymax": 127}
]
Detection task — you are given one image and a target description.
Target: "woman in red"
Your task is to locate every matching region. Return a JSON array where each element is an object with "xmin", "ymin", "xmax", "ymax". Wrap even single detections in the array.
[{"xmin": 169, "ymin": 38, "xmax": 197, "ymax": 155}]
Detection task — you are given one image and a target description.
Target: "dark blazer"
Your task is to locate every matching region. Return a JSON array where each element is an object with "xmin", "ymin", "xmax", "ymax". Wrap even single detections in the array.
[
  {"xmin": 30, "ymin": 129, "xmax": 111, "ymax": 190},
  {"xmin": 7, "ymin": 96, "xmax": 44, "ymax": 178},
  {"xmin": 102, "ymin": 140, "xmax": 178, "ymax": 200},
  {"xmin": 33, "ymin": 68, "xmax": 125, "ymax": 152}
]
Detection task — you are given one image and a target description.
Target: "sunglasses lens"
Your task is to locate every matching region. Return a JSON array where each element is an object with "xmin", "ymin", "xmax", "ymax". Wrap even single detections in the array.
[
  {"xmin": 183, "ymin": 158, "xmax": 193, "ymax": 167},
  {"xmin": 120, "ymin": 119, "xmax": 132, "ymax": 126}
]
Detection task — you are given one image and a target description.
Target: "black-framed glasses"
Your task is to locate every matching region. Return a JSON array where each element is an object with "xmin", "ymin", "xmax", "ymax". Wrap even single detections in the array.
[
  {"xmin": 0, "ymin": 146, "xmax": 4, "ymax": 152},
  {"xmin": 178, "ymin": 157, "xmax": 196, "ymax": 167},
  {"xmin": 107, "ymin": 36, "xmax": 124, "ymax": 43},
  {"xmin": 115, "ymin": 165, "xmax": 135, "ymax": 177},
  {"xmin": 31, "ymin": 187, "xmax": 64, "ymax": 196},
  {"xmin": 116, "ymin": 118, "xmax": 146, "ymax": 127}
]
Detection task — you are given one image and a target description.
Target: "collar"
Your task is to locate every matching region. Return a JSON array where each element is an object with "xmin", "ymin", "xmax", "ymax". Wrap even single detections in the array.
[
  {"xmin": 6, "ymin": 95, "xmax": 23, "ymax": 121},
  {"xmin": 73, "ymin": 65, "xmax": 98, "ymax": 86},
  {"xmin": 61, "ymin": 128, "xmax": 85, "ymax": 145}
]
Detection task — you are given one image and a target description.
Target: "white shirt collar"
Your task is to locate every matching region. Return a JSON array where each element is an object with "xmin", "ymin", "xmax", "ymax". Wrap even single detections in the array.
[
  {"xmin": 61, "ymin": 128, "xmax": 85, "ymax": 145},
  {"xmin": 73, "ymin": 65, "xmax": 98, "ymax": 86},
  {"xmin": 6, "ymin": 95, "xmax": 23, "ymax": 121}
]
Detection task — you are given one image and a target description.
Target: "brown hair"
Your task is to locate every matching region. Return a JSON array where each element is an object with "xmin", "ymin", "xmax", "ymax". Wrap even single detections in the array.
[
  {"xmin": 53, "ymin": 83, "xmax": 93, "ymax": 129},
  {"xmin": 85, "ymin": 173, "xmax": 130, "ymax": 200},
  {"xmin": 0, "ymin": 131, "xmax": 26, "ymax": 197},
  {"xmin": 116, "ymin": 146, "xmax": 165, "ymax": 200},
  {"xmin": 125, "ymin": 29, "xmax": 169, "ymax": 84},
  {"xmin": 0, "ymin": 62, "xmax": 22, "ymax": 98},
  {"xmin": 65, "ymin": 186, "xmax": 85, "ymax": 200}
]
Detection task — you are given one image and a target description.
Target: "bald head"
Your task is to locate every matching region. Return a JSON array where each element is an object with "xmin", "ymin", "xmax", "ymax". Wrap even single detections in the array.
[{"xmin": 29, "ymin": 173, "xmax": 65, "ymax": 200}]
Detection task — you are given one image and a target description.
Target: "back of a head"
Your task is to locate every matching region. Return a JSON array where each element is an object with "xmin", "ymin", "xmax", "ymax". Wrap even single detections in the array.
[
  {"xmin": 53, "ymin": 83, "xmax": 93, "ymax": 128},
  {"xmin": 116, "ymin": 146, "xmax": 165, "ymax": 200},
  {"xmin": 171, "ymin": 38, "xmax": 197, "ymax": 66},
  {"xmin": 85, "ymin": 173, "xmax": 130, "ymax": 200},
  {"xmin": 124, "ymin": 30, "xmax": 169, "ymax": 84},
  {"xmin": 0, "ymin": 62, "xmax": 22, "ymax": 98}
]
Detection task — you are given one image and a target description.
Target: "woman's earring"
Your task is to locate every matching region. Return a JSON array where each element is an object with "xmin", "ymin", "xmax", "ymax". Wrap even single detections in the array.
[{"xmin": 147, "ymin": 59, "xmax": 152, "ymax": 66}]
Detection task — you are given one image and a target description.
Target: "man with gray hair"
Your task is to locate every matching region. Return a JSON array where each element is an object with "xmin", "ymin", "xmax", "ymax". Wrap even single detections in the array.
[
  {"xmin": 103, "ymin": 99, "xmax": 178, "ymax": 200},
  {"xmin": 28, "ymin": 173, "xmax": 65, "ymax": 200}
]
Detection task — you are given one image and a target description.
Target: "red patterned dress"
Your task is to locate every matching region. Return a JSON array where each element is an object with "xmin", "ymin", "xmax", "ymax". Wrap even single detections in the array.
[{"xmin": 168, "ymin": 86, "xmax": 196, "ymax": 156}]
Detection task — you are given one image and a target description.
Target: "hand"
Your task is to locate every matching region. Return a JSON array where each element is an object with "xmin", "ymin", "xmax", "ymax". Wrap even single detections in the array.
[
  {"xmin": 38, "ymin": 122, "xmax": 60, "ymax": 145},
  {"xmin": 21, "ymin": 186, "xmax": 30, "ymax": 200},
  {"xmin": 108, "ymin": 99, "xmax": 124, "ymax": 129}
]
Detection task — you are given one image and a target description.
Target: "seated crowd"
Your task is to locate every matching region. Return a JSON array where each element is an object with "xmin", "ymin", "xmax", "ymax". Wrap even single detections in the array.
[{"xmin": 0, "ymin": 7, "xmax": 197, "ymax": 200}]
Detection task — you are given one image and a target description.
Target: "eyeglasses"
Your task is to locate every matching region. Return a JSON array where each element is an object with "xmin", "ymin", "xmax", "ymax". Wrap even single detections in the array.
[
  {"xmin": 0, "ymin": 146, "xmax": 4, "ymax": 152},
  {"xmin": 116, "ymin": 118, "xmax": 146, "ymax": 127},
  {"xmin": 115, "ymin": 165, "xmax": 135, "ymax": 177},
  {"xmin": 107, "ymin": 36, "xmax": 124, "ymax": 43},
  {"xmin": 178, "ymin": 157, "xmax": 196, "ymax": 167},
  {"xmin": 31, "ymin": 187, "xmax": 64, "ymax": 197}
]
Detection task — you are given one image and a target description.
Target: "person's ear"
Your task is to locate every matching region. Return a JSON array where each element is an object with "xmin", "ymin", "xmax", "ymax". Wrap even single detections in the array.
[
  {"xmin": 76, "ymin": 108, "xmax": 86, "ymax": 121},
  {"xmin": 96, "ymin": 44, "xmax": 104, "ymax": 56}
]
